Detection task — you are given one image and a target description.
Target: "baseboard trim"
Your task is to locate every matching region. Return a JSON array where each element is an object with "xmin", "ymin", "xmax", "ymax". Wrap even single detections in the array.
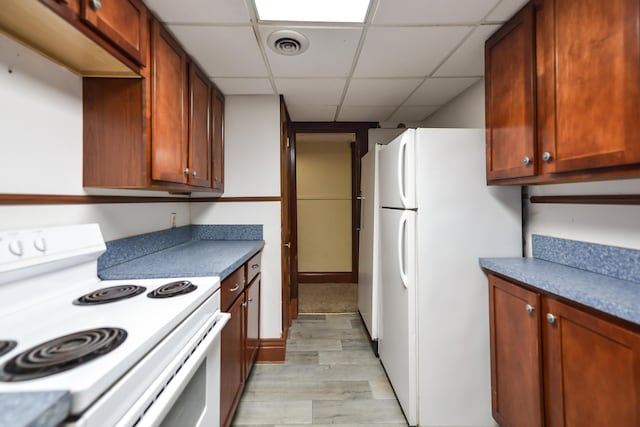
[
  {"xmin": 256, "ymin": 338, "xmax": 286, "ymax": 363},
  {"xmin": 298, "ymin": 272, "xmax": 353, "ymax": 283}
]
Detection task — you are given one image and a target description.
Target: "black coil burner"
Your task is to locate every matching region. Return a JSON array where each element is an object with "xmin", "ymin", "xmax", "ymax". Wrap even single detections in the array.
[
  {"xmin": 147, "ymin": 280, "xmax": 197, "ymax": 299},
  {"xmin": 0, "ymin": 341, "xmax": 17, "ymax": 358},
  {"xmin": 0, "ymin": 328, "xmax": 127, "ymax": 381},
  {"xmin": 73, "ymin": 285, "xmax": 146, "ymax": 305}
]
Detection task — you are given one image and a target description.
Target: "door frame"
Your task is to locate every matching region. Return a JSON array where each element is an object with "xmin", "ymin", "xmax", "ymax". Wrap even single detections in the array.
[{"xmin": 286, "ymin": 121, "xmax": 377, "ymax": 319}]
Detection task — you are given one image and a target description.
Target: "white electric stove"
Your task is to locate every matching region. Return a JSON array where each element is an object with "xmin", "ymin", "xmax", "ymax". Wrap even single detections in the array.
[{"xmin": 0, "ymin": 224, "xmax": 228, "ymax": 427}]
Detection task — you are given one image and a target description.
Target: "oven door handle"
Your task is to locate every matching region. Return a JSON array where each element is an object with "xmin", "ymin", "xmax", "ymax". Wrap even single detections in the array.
[{"xmin": 119, "ymin": 311, "xmax": 230, "ymax": 427}]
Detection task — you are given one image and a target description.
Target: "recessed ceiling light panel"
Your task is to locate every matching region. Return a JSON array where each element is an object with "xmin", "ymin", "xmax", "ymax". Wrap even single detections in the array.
[{"xmin": 255, "ymin": 0, "xmax": 371, "ymax": 23}]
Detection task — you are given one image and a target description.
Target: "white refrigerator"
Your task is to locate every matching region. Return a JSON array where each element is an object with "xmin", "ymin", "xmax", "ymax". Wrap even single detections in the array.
[
  {"xmin": 358, "ymin": 128, "xmax": 405, "ymax": 342},
  {"xmin": 377, "ymin": 128, "xmax": 521, "ymax": 426}
]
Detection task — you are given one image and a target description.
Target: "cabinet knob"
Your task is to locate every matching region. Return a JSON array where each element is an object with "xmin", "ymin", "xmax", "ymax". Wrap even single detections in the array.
[
  {"xmin": 542, "ymin": 151, "xmax": 552, "ymax": 162},
  {"xmin": 546, "ymin": 313, "xmax": 557, "ymax": 325},
  {"xmin": 522, "ymin": 156, "xmax": 531, "ymax": 166},
  {"xmin": 525, "ymin": 304, "xmax": 534, "ymax": 315},
  {"xmin": 90, "ymin": 0, "xmax": 102, "ymax": 10},
  {"xmin": 183, "ymin": 168, "xmax": 190, "ymax": 176},
  {"xmin": 192, "ymin": 170, "xmax": 197, "ymax": 177},
  {"xmin": 251, "ymin": 263, "xmax": 259, "ymax": 269}
]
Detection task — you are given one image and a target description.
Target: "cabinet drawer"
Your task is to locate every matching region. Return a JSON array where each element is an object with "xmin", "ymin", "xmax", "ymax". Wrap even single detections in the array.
[
  {"xmin": 246, "ymin": 252, "xmax": 262, "ymax": 284},
  {"xmin": 221, "ymin": 266, "xmax": 245, "ymax": 311}
]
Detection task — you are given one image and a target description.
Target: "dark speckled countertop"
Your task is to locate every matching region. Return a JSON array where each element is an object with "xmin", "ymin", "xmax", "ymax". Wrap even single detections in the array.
[{"xmin": 480, "ymin": 235, "xmax": 640, "ymax": 326}]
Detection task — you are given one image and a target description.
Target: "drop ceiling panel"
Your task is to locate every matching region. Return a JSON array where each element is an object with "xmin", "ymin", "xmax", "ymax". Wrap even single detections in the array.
[
  {"xmin": 372, "ymin": 0, "xmax": 500, "ymax": 25},
  {"xmin": 288, "ymin": 105, "xmax": 338, "ymax": 122},
  {"xmin": 275, "ymin": 79, "xmax": 346, "ymax": 105},
  {"xmin": 388, "ymin": 106, "xmax": 440, "ymax": 122},
  {"xmin": 434, "ymin": 24, "xmax": 500, "ymax": 77},
  {"xmin": 354, "ymin": 26, "xmax": 472, "ymax": 77},
  {"xmin": 259, "ymin": 26, "xmax": 362, "ymax": 77},
  {"xmin": 213, "ymin": 78, "xmax": 275, "ymax": 95},
  {"xmin": 338, "ymin": 106, "xmax": 396, "ymax": 122},
  {"xmin": 405, "ymin": 77, "xmax": 480, "ymax": 105},
  {"xmin": 168, "ymin": 25, "xmax": 268, "ymax": 77},
  {"xmin": 485, "ymin": 0, "xmax": 529, "ymax": 22},
  {"xmin": 344, "ymin": 78, "xmax": 423, "ymax": 105},
  {"xmin": 145, "ymin": 0, "xmax": 251, "ymax": 24}
]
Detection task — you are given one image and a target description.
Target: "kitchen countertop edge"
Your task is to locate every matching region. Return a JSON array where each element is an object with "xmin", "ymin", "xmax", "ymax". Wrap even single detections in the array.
[
  {"xmin": 0, "ymin": 391, "xmax": 70, "ymax": 427},
  {"xmin": 479, "ymin": 257, "xmax": 640, "ymax": 326}
]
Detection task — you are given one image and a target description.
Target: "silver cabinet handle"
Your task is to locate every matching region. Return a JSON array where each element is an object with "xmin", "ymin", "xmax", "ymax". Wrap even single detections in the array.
[
  {"xmin": 525, "ymin": 304, "xmax": 534, "ymax": 314},
  {"xmin": 522, "ymin": 156, "xmax": 531, "ymax": 166},
  {"xmin": 90, "ymin": 0, "xmax": 102, "ymax": 10},
  {"xmin": 546, "ymin": 313, "xmax": 557, "ymax": 325},
  {"xmin": 229, "ymin": 284, "xmax": 240, "ymax": 292},
  {"xmin": 183, "ymin": 168, "xmax": 190, "ymax": 176},
  {"xmin": 542, "ymin": 152, "xmax": 552, "ymax": 162},
  {"xmin": 192, "ymin": 170, "xmax": 197, "ymax": 177},
  {"xmin": 251, "ymin": 263, "xmax": 259, "ymax": 269},
  {"xmin": 242, "ymin": 302, "xmax": 247, "ymax": 308}
]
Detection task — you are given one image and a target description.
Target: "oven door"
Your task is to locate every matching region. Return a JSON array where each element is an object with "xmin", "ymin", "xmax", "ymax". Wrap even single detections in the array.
[{"xmin": 116, "ymin": 310, "xmax": 230, "ymax": 427}]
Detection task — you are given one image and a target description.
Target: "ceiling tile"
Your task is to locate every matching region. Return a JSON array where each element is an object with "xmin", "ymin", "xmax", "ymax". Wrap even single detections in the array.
[
  {"xmin": 343, "ymin": 78, "xmax": 423, "ymax": 105},
  {"xmin": 338, "ymin": 106, "xmax": 396, "ymax": 122},
  {"xmin": 213, "ymin": 78, "xmax": 275, "ymax": 95},
  {"xmin": 373, "ymin": 0, "xmax": 500, "ymax": 24},
  {"xmin": 259, "ymin": 26, "xmax": 362, "ymax": 77},
  {"xmin": 287, "ymin": 105, "xmax": 338, "ymax": 121},
  {"xmin": 405, "ymin": 77, "xmax": 480, "ymax": 105},
  {"xmin": 168, "ymin": 25, "xmax": 268, "ymax": 77},
  {"xmin": 145, "ymin": 0, "xmax": 251, "ymax": 24},
  {"xmin": 485, "ymin": 0, "xmax": 529, "ymax": 22},
  {"xmin": 388, "ymin": 106, "xmax": 440, "ymax": 122},
  {"xmin": 354, "ymin": 26, "xmax": 472, "ymax": 77},
  {"xmin": 276, "ymin": 79, "xmax": 346, "ymax": 105},
  {"xmin": 434, "ymin": 24, "xmax": 500, "ymax": 77}
]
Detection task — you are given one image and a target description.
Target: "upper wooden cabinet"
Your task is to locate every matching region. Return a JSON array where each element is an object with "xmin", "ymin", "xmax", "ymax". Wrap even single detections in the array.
[
  {"xmin": 211, "ymin": 86, "xmax": 226, "ymax": 192},
  {"xmin": 485, "ymin": 0, "xmax": 640, "ymax": 184},
  {"xmin": 0, "ymin": 0, "xmax": 143, "ymax": 77}
]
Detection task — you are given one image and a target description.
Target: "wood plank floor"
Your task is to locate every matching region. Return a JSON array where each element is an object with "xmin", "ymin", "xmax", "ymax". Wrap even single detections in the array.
[{"xmin": 231, "ymin": 313, "xmax": 408, "ymax": 426}]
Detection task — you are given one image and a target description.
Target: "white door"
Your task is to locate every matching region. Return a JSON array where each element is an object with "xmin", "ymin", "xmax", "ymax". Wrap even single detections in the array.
[
  {"xmin": 379, "ymin": 129, "xmax": 416, "ymax": 210},
  {"xmin": 378, "ymin": 207, "xmax": 418, "ymax": 425}
]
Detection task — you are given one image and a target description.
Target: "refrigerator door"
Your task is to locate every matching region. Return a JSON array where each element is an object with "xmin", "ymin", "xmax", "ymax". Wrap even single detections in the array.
[
  {"xmin": 378, "ymin": 207, "xmax": 417, "ymax": 425},
  {"xmin": 379, "ymin": 129, "xmax": 416, "ymax": 210},
  {"xmin": 357, "ymin": 146, "xmax": 379, "ymax": 340}
]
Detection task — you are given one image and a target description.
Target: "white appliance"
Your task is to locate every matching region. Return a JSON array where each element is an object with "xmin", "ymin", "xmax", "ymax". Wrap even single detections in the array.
[
  {"xmin": 0, "ymin": 224, "xmax": 229, "ymax": 427},
  {"xmin": 358, "ymin": 128, "xmax": 405, "ymax": 342},
  {"xmin": 377, "ymin": 129, "xmax": 521, "ymax": 426}
]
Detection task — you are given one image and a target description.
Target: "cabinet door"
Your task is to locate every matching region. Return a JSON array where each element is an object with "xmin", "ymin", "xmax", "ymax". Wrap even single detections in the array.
[
  {"xmin": 485, "ymin": 4, "xmax": 537, "ymax": 182},
  {"xmin": 539, "ymin": 0, "xmax": 640, "ymax": 173},
  {"xmin": 80, "ymin": 0, "xmax": 148, "ymax": 66},
  {"xmin": 220, "ymin": 294, "xmax": 245, "ymax": 427},
  {"xmin": 211, "ymin": 87, "xmax": 225, "ymax": 192},
  {"xmin": 244, "ymin": 276, "xmax": 260, "ymax": 378},
  {"xmin": 188, "ymin": 62, "xmax": 212, "ymax": 188},
  {"xmin": 488, "ymin": 275, "xmax": 544, "ymax": 427},
  {"xmin": 543, "ymin": 298, "xmax": 640, "ymax": 427},
  {"xmin": 150, "ymin": 21, "xmax": 188, "ymax": 185}
]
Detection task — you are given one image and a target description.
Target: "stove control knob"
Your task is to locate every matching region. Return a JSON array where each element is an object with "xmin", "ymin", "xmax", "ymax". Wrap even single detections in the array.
[
  {"xmin": 34, "ymin": 237, "xmax": 47, "ymax": 253},
  {"xmin": 9, "ymin": 240, "xmax": 24, "ymax": 257}
]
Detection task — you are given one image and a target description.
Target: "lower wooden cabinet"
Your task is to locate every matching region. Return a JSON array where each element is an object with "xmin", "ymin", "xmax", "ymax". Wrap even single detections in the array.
[
  {"xmin": 244, "ymin": 274, "xmax": 260, "ymax": 377},
  {"xmin": 220, "ymin": 292, "xmax": 244, "ymax": 427},
  {"xmin": 488, "ymin": 273, "xmax": 640, "ymax": 427}
]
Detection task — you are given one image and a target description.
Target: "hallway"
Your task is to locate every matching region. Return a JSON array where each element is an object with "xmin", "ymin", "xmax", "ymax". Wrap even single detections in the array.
[{"xmin": 231, "ymin": 313, "xmax": 408, "ymax": 426}]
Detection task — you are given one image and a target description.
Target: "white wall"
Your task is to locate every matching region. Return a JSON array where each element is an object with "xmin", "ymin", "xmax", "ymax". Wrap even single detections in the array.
[
  {"xmin": 422, "ymin": 76, "xmax": 640, "ymax": 255},
  {"xmin": 0, "ymin": 32, "xmax": 191, "ymax": 239}
]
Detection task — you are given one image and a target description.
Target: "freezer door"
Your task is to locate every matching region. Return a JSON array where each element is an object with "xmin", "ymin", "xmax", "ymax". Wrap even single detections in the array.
[
  {"xmin": 378, "ymin": 207, "xmax": 418, "ymax": 425},
  {"xmin": 379, "ymin": 129, "xmax": 416, "ymax": 210}
]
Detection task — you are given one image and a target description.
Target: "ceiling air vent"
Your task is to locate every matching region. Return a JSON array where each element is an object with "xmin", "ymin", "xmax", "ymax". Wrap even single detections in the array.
[{"xmin": 267, "ymin": 30, "xmax": 309, "ymax": 56}]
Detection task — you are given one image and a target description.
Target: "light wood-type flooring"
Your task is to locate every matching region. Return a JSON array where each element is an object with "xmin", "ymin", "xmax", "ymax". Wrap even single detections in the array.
[{"xmin": 231, "ymin": 313, "xmax": 408, "ymax": 426}]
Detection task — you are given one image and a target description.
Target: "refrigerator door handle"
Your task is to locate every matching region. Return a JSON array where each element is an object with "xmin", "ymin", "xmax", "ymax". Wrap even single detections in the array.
[
  {"xmin": 398, "ymin": 211, "xmax": 408, "ymax": 289},
  {"xmin": 397, "ymin": 135, "xmax": 409, "ymax": 209}
]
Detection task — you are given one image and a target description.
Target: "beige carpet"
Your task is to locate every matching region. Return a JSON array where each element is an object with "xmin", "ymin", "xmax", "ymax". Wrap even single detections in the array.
[{"xmin": 298, "ymin": 283, "xmax": 358, "ymax": 313}]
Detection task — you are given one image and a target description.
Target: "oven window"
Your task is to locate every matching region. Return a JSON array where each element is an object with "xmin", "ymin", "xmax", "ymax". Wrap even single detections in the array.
[{"xmin": 159, "ymin": 361, "xmax": 206, "ymax": 427}]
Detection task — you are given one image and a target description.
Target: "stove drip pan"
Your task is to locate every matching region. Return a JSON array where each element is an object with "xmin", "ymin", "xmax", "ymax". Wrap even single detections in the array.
[
  {"xmin": 74, "ymin": 285, "xmax": 147, "ymax": 305},
  {"xmin": 0, "ymin": 341, "xmax": 17, "ymax": 358},
  {"xmin": 0, "ymin": 328, "xmax": 127, "ymax": 381},
  {"xmin": 147, "ymin": 280, "xmax": 197, "ymax": 299}
]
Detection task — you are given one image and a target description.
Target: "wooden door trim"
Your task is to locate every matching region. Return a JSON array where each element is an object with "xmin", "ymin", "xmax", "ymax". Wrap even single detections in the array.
[{"xmin": 298, "ymin": 272, "xmax": 354, "ymax": 283}]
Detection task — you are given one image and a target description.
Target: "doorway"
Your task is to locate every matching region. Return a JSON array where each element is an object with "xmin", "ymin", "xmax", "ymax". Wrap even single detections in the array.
[{"xmin": 287, "ymin": 122, "xmax": 376, "ymax": 317}]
